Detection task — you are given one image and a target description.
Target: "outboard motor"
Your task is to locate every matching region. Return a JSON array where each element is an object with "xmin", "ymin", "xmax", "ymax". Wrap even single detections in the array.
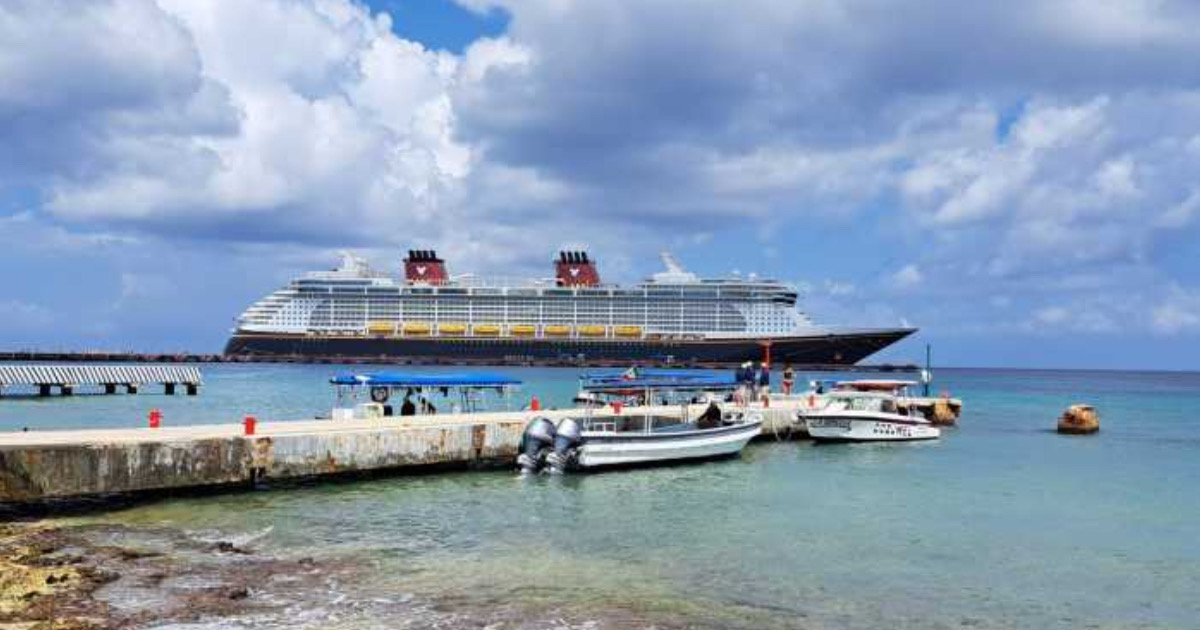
[
  {"xmin": 518, "ymin": 417, "xmax": 556, "ymax": 474},
  {"xmin": 546, "ymin": 418, "xmax": 583, "ymax": 474}
]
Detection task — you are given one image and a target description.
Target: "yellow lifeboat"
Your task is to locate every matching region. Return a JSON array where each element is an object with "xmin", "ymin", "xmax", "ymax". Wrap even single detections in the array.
[
  {"xmin": 510, "ymin": 324, "xmax": 536, "ymax": 336},
  {"xmin": 367, "ymin": 321, "xmax": 395, "ymax": 335},
  {"xmin": 402, "ymin": 322, "xmax": 431, "ymax": 335},
  {"xmin": 473, "ymin": 323, "xmax": 501, "ymax": 336},
  {"xmin": 578, "ymin": 325, "xmax": 607, "ymax": 337},
  {"xmin": 544, "ymin": 325, "xmax": 572, "ymax": 336},
  {"xmin": 614, "ymin": 325, "xmax": 642, "ymax": 337},
  {"xmin": 438, "ymin": 323, "xmax": 467, "ymax": 335}
]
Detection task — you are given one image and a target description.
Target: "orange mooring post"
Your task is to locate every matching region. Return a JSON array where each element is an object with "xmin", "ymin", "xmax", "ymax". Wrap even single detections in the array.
[
  {"xmin": 530, "ymin": 396, "xmax": 541, "ymax": 411},
  {"xmin": 148, "ymin": 409, "xmax": 162, "ymax": 429},
  {"xmin": 762, "ymin": 342, "xmax": 771, "ymax": 367},
  {"xmin": 243, "ymin": 415, "xmax": 257, "ymax": 436}
]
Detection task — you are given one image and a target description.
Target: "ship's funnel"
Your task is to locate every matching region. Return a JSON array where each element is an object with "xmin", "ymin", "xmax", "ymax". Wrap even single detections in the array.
[
  {"xmin": 404, "ymin": 249, "xmax": 449, "ymax": 285},
  {"xmin": 555, "ymin": 250, "xmax": 601, "ymax": 287}
]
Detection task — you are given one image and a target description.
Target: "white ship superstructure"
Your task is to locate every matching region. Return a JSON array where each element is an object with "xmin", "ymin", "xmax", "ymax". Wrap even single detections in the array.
[
  {"xmin": 236, "ymin": 251, "xmax": 815, "ymax": 340},
  {"xmin": 226, "ymin": 250, "xmax": 915, "ymax": 365}
]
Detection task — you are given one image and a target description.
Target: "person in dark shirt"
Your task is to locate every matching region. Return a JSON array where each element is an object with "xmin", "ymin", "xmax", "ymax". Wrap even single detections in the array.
[
  {"xmin": 696, "ymin": 401, "xmax": 723, "ymax": 429},
  {"xmin": 782, "ymin": 364, "xmax": 795, "ymax": 395},
  {"xmin": 400, "ymin": 395, "xmax": 416, "ymax": 416},
  {"xmin": 758, "ymin": 363, "xmax": 771, "ymax": 398},
  {"xmin": 736, "ymin": 362, "xmax": 753, "ymax": 402}
]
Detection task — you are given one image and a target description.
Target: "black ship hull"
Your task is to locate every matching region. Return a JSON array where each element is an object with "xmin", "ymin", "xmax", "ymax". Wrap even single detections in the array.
[{"xmin": 223, "ymin": 329, "xmax": 916, "ymax": 367}]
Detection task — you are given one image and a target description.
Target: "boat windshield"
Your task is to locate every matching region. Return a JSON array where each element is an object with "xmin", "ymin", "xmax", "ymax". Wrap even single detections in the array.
[{"xmin": 827, "ymin": 395, "xmax": 896, "ymax": 413}]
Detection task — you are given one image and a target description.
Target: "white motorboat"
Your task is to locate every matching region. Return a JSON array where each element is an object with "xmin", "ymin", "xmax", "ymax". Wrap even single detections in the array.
[
  {"xmin": 519, "ymin": 371, "xmax": 762, "ymax": 473},
  {"xmin": 805, "ymin": 390, "xmax": 940, "ymax": 442}
]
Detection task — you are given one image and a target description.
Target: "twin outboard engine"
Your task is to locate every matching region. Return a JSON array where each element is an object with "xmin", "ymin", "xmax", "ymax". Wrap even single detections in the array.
[
  {"xmin": 518, "ymin": 417, "xmax": 584, "ymax": 474},
  {"xmin": 545, "ymin": 418, "xmax": 583, "ymax": 474},
  {"xmin": 518, "ymin": 417, "xmax": 557, "ymax": 474}
]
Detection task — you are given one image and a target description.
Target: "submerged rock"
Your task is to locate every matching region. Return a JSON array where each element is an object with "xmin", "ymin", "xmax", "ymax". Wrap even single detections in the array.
[{"xmin": 1058, "ymin": 404, "xmax": 1099, "ymax": 434}]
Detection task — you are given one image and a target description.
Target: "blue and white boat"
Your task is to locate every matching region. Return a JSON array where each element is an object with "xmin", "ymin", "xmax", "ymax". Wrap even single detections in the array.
[
  {"xmin": 329, "ymin": 372, "xmax": 522, "ymax": 420},
  {"xmin": 520, "ymin": 371, "xmax": 762, "ymax": 473}
]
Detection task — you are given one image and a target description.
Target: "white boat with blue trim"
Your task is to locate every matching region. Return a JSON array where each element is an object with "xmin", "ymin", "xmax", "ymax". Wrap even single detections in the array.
[{"xmin": 519, "ymin": 370, "xmax": 762, "ymax": 473}]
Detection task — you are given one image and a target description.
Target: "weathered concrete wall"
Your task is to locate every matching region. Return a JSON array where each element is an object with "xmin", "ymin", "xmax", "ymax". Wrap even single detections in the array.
[
  {"xmin": 259, "ymin": 421, "xmax": 525, "ymax": 478},
  {"xmin": 0, "ymin": 420, "xmax": 527, "ymax": 503},
  {"xmin": 0, "ymin": 439, "xmax": 254, "ymax": 502}
]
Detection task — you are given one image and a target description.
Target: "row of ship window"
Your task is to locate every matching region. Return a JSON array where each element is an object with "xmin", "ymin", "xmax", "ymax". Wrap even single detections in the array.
[{"xmin": 292, "ymin": 287, "xmax": 792, "ymax": 300}]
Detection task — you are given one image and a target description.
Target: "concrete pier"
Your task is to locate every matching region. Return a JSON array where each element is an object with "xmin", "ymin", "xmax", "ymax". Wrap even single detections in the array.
[
  {"xmin": 0, "ymin": 400, "xmax": 816, "ymax": 504},
  {"xmin": 0, "ymin": 413, "xmax": 531, "ymax": 502}
]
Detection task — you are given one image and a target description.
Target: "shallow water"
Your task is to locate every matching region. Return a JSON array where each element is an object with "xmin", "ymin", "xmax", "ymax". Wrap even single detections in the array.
[{"xmin": 7, "ymin": 365, "xmax": 1200, "ymax": 628}]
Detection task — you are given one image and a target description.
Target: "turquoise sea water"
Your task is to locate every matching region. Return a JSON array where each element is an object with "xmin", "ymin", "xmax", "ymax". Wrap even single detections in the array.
[{"xmin": 4, "ymin": 365, "xmax": 1200, "ymax": 629}]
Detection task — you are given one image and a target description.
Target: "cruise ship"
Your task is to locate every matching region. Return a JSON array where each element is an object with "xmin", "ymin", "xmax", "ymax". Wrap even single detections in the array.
[{"xmin": 223, "ymin": 250, "xmax": 916, "ymax": 366}]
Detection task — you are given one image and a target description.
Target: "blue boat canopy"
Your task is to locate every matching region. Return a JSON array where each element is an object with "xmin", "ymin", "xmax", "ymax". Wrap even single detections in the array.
[
  {"xmin": 580, "ymin": 373, "xmax": 737, "ymax": 392},
  {"xmin": 579, "ymin": 368, "xmax": 725, "ymax": 381},
  {"xmin": 330, "ymin": 372, "xmax": 522, "ymax": 388}
]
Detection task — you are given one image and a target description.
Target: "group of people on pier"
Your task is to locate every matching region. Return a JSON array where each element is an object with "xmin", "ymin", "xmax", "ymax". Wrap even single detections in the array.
[{"xmin": 734, "ymin": 362, "xmax": 797, "ymax": 402}]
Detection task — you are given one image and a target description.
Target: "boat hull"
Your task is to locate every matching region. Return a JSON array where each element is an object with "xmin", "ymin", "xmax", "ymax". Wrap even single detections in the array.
[
  {"xmin": 806, "ymin": 414, "xmax": 940, "ymax": 442},
  {"xmin": 223, "ymin": 329, "xmax": 915, "ymax": 367},
  {"xmin": 575, "ymin": 421, "xmax": 762, "ymax": 468}
]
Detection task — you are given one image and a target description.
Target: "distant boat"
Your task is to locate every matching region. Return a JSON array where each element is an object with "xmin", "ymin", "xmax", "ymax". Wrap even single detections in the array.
[{"xmin": 519, "ymin": 372, "xmax": 762, "ymax": 473}]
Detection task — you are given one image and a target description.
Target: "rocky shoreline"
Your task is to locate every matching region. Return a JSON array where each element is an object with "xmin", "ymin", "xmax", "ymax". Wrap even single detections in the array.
[
  {"xmin": 0, "ymin": 520, "xmax": 337, "ymax": 630},
  {"xmin": 1, "ymin": 518, "xmax": 766, "ymax": 630}
]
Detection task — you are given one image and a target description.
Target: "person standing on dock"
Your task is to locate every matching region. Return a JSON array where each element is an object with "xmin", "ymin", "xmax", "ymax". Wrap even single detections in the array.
[
  {"xmin": 757, "ymin": 362, "xmax": 771, "ymax": 399},
  {"xmin": 736, "ymin": 362, "xmax": 753, "ymax": 404},
  {"xmin": 782, "ymin": 364, "xmax": 794, "ymax": 395}
]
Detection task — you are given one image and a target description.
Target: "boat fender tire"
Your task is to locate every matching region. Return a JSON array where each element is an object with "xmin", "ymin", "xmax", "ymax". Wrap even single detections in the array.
[{"xmin": 370, "ymin": 386, "xmax": 390, "ymax": 403}]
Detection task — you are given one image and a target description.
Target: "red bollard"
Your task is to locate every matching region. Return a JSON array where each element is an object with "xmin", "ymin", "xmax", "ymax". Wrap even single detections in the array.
[
  {"xmin": 808, "ymin": 394, "xmax": 816, "ymax": 408},
  {"xmin": 530, "ymin": 396, "xmax": 541, "ymax": 411},
  {"xmin": 148, "ymin": 409, "xmax": 162, "ymax": 429},
  {"xmin": 243, "ymin": 416, "xmax": 257, "ymax": 436},
  {"xmin": 612, "ymin": 401, "xmax": 624, "ymax": 414}
]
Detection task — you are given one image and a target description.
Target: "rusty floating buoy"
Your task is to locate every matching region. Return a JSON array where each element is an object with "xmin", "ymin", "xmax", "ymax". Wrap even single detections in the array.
[{"xmin": 1058, "ymin": 404, "xmax": 1099, "ymax": 435}]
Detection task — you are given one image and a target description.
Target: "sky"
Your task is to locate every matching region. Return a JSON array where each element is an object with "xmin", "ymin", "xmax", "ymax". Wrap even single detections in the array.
[{"xmin": 2, "ymin": 0, "xmax": 1200, "ymax": 370}]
